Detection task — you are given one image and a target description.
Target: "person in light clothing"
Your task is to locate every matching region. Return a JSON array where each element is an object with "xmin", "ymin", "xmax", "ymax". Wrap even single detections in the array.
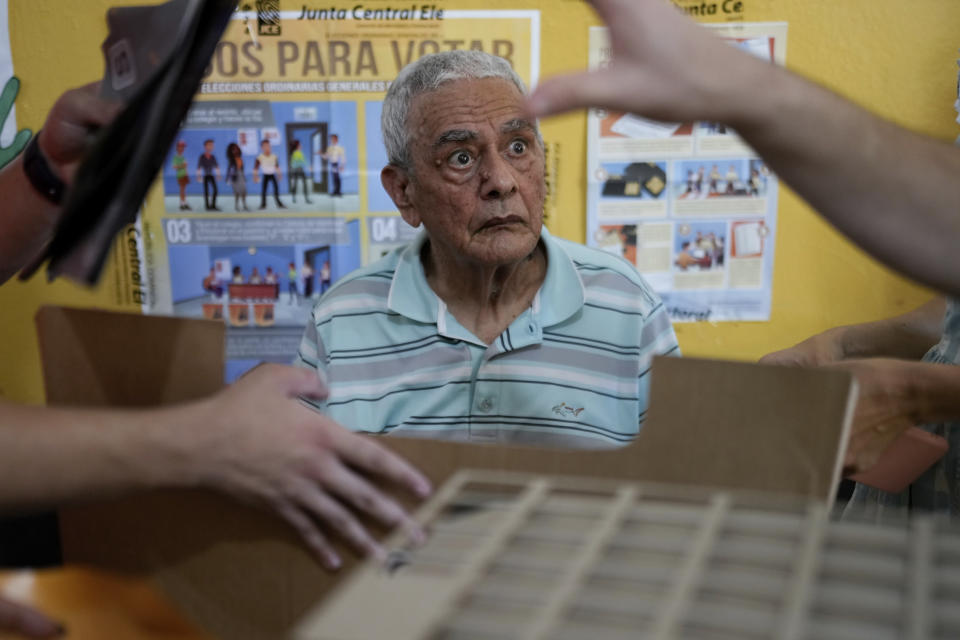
[{"xmin": 253, "ymin": 139, "xmax": 285, "ymax": 210}]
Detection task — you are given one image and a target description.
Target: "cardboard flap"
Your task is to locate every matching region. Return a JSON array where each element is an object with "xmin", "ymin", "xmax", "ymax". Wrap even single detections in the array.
[{"xmin": 36, "ymin": 305, "xmax": 225, "ymax": 406}]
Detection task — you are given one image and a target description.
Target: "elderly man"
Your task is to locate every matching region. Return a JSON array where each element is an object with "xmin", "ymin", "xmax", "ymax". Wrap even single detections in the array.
[{"xmin": 296, "ymin": 50, "xmax": 678, "ymax": 448}]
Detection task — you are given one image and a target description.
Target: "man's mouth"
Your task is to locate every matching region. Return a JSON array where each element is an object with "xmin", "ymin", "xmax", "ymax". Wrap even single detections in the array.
[{"xmin": 480, "ymin": 215, "xmax": 524, "ymax": 230}]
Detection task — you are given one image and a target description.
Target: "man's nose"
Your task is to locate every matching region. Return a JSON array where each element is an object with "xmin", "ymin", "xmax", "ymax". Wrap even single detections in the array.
[{"xmin": 479, "ymin": 152, "xmax": 519, "ymax": 200}]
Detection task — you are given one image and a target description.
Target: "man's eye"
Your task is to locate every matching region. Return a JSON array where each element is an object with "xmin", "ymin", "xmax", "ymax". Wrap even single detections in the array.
[
  {"xmin": 448, "ymin": 151, "xmax": 474, "ymax": 167},
  {"xmin": 510, "ymin": 140, "xmax": 527, "ymax": 155}
]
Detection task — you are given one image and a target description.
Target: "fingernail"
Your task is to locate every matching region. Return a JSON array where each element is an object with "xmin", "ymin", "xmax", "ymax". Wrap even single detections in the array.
[
  {"xmin": 368, "ymin": 543, "xmax": 388, "ymax": 563},
  {"xmin": 413, "ymin": 478, "xmax": 432, "ymax": 498},
  {"xmin": 324, "ymin": 552, "xmax": 341, "ymax": 570},
  {"xmin": 407, "ymin": 523, "xmax": 427, "ymax": 547}
]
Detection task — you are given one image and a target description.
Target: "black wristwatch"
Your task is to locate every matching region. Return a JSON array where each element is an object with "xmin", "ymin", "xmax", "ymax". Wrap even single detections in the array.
[{"xmin": 22, "ymin": 130, "xmax": 66, "ymax": 205}]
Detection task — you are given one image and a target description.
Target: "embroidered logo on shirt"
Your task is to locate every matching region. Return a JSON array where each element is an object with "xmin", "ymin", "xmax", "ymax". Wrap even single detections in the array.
[{"xmin": 552, "ymin": 402, "xmax": 584, "ymax": 418}]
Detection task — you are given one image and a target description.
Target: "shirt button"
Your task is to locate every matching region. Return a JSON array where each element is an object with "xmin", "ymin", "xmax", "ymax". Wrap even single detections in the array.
[
  {"xmin": 528, "ymin": 323, "xmax": 537, "ymax": 334},
  {"xmin": 478, "ymin": 398, "xmax": 493, "ymax": 412}
]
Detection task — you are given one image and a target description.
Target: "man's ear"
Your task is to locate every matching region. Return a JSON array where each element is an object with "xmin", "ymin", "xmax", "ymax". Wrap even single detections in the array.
[{"xmin": 381, "ymin": 165, "xmax": 420, "ymax": 228}]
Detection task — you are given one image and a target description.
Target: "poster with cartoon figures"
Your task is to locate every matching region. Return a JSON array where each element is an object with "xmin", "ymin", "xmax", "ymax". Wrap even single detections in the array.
[
  {"xmin": 587, "ymin": 23, "xmax": 787, "ymax": 322},
  {"xmin": 140, "ymin": 5, "xmax": 540, "ymax": 380}
]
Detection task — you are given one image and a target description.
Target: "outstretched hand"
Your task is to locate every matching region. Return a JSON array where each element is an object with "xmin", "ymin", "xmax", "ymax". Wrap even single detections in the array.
[
  {"xmin": 526, "ymin": 0, "xmax": 761, "ymax": 123},
  {"xmin": 187, "ymin": 364, "xmax": 432, "ymax": 570}
]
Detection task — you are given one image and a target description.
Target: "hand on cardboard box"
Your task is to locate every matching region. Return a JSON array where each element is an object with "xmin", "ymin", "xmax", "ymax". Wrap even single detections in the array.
[
  {"xmin": 825, "ymin": 358, "xmax": 920, "ymax": 474},
  {"xmin": 190, "ymin": 364, "xmax": 432, "ymax": 570},
  {"xmin": 0, "ymin": 595, "xmax": 64, "ymax": 638},
  {"xmin": 761, "ymin": 346, "xmax": 928, "ymax": 474}
]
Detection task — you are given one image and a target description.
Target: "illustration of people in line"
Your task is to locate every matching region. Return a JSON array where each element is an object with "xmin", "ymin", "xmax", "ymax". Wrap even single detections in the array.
[
  {"xmin": 196, "ymin": 139, "xmax": 221, "ymax": 211},
  {"xmin": 172, "ymin": 140, "xmax": 191, "ymax": 210},
  {"xmin": 684, "ymin": 169, "xmax": 697, "ymax": 196},
  {"xmin": 678, "ymin": 162, "xmax": 766, "ymax": 199},
  {"xmin": 254, "ymin": 139, "xmax": 286, "ymax": 210},
  {"xmin": 287, "ymin": 262, "xmax": 299, "ymax": 304},
  {"xmin": 319, "ymin": 260, "xmax": 332, "ymax": 295},
  {"xmin": 225, "ymin": 142, "xmax": 249, "ymax": 211},
  {"xmin": 302, "ymin": 261, "xmax": 314, "ymax": 298},
  {"xmin": 318, "ymin": 133, "xmax": 346, "ymax": 197},
  {"xmin": 708, "ymin": 164, "xmax": 721, "ymax": 195},
  {"xmin": 289, "ymin": 140, "xmax": 312, "ymax": 204},
  {"xmin": 725, "ymin": 164, "xmax": 740, "ymax": 194}
]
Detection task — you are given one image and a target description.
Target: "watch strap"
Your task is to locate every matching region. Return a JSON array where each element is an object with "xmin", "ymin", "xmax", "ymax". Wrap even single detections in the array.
[{"xmin": 23, "ymin": 130, "xmax": 66, "ymax": 205}]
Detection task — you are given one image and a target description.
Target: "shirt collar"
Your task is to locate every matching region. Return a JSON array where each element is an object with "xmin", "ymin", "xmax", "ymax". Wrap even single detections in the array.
[{"xmin": 386, "ymin": 226, "xmax": 586, "ymax": 331}]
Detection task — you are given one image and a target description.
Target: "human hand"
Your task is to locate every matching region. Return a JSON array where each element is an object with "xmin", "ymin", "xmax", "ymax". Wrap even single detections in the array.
[
  {"xmin": 0, "ymin": 596, "xmax": 63, "ymax": 638},
  {"xmin": 759, "ymin": 328, "xmax": 846, "ymax": 367},
  {"xmin": 36, "ymin": 82, "xmax": 122, "ymax": 185},
  {"xmin": 186, "ymin": 364, "xmax": 432, "ymax": 570},
  {"xmin": 826, "ymin": 358, "xmax": 919, "ymax": 474},
  {"xmin": 526, "ymin": 0, "xmax": 764, "ymax": 123}
]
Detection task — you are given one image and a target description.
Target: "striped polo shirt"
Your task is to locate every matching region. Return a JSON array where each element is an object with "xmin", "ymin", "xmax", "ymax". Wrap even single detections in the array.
[{"xmin": 295, "ymin": 227, "xmax": 679, "ymax": 449}]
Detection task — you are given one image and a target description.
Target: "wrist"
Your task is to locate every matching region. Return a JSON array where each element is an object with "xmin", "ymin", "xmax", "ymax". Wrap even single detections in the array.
[
  {"xmin": 135, "ymin": 403, "xmax": 210, "ymax": 491},
  {"xmin": 22, "ymin": 130, "xmax": 67, "ymax": 205},
  {"xmin": 35, "ymin": 129, "xmax": 68, "ymax": 183},
  {"xmin": 714, "ymin": 54, "xmax": 783, "ymax": 129},
  {"xmin": 827, "ymin": 326, "xmax": 853, "ymax": 359}
]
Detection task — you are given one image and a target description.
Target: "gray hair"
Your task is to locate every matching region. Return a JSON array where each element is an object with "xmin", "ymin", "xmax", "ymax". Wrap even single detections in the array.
[{"xmin": 382, "ymin": 50, "xmax": 534, "ymax": 170}]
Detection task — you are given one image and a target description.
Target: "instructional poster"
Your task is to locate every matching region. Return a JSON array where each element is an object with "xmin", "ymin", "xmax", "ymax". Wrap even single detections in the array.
[
  {"xmin": 140, "ymin": 6, "xmax": 540, "ymax": 381},
  {"xmin": 586, "ymin": 23, "xmax": 787, "ymax": 322}
]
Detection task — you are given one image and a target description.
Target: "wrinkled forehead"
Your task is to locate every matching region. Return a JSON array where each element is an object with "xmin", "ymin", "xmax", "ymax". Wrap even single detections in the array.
[{"xmin": 409, "ymin": 77, "xmax": 534, "ymax": 142}]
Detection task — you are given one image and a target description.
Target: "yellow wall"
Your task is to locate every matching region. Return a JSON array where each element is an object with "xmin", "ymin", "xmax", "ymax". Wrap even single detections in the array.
[{"xmin": 1, "ymin": 0, "xmax": 957, "ymax": 405}]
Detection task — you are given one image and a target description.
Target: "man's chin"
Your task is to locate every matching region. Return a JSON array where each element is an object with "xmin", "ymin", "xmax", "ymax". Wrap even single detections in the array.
[{"xmin": 467, "ymin": 232, "xmax": 541, "ymax": 266}]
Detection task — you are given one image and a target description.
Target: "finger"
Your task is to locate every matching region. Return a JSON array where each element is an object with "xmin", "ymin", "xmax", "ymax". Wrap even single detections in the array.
[
  {"xmin": 277, "ymin": 503, "xmax": 341, "ymax": 570},
  {"xmin": 270, "ymin": 364, "xmax": 329, "ymax": 400},
  {"xmin": 294, "ymin": 484, "xmax": 386, "ymax": 561},
  {"xmin": 582, "ymin": 0, "xmax": 638, "ymax": 28},
  {"xmin": 336, "ymin": 432, "xmax": 432, "ymax": 499},
  {"xmin": 53, "ymin": 85, "xmax": 123, "ymax": 131},
  {"xmin": 758, "ymin": 352, "xmax": 799, "ymax": 367},
  {"xmin": 320, "ymin": 459, "xmax": 426, "ymax": 545},
  {"xmin": 526, "ymin": 68, "xmax": 634, "ymax": 119},
  {"xmin": 0, "ymin": 598, "xmax": 64, "ymax": 638}
]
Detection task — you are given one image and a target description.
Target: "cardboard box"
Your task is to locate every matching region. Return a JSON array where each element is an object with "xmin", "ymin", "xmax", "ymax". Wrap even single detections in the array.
[{"xmin": 35, "ymin": 306, "xmax": 856, "ymax": 640}]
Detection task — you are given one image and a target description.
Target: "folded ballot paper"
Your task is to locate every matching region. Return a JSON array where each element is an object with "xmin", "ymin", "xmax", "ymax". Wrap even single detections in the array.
[{"xmin": 29, "ymin": 0, "xmax": 235, "ymax": 284}]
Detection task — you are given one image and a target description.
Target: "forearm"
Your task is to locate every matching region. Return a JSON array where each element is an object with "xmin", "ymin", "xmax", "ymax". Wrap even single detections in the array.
[
  {"xmin": 0, "ymin": 401, "xmax": 204, "ymax": 513},
  {"xmin": 832, "ymin": 298, "xmax": 946, "ymax": 360},
  {"xmin": 728, "ymin": 64, "xmax": 960, "ymax": 295},
  {"xmin": 0, "ymin": 154, "xmax": 61, "ymax": 284}
]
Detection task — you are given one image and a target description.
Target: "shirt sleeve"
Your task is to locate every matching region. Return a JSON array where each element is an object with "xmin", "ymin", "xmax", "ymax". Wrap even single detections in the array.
[
  {"xmin": 294, "ymin": 307, "xmax": 330, "ymax": 412},
  {"xmin": 636, "ymin": 300, "xmax": 680, "ymax": 427}
]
